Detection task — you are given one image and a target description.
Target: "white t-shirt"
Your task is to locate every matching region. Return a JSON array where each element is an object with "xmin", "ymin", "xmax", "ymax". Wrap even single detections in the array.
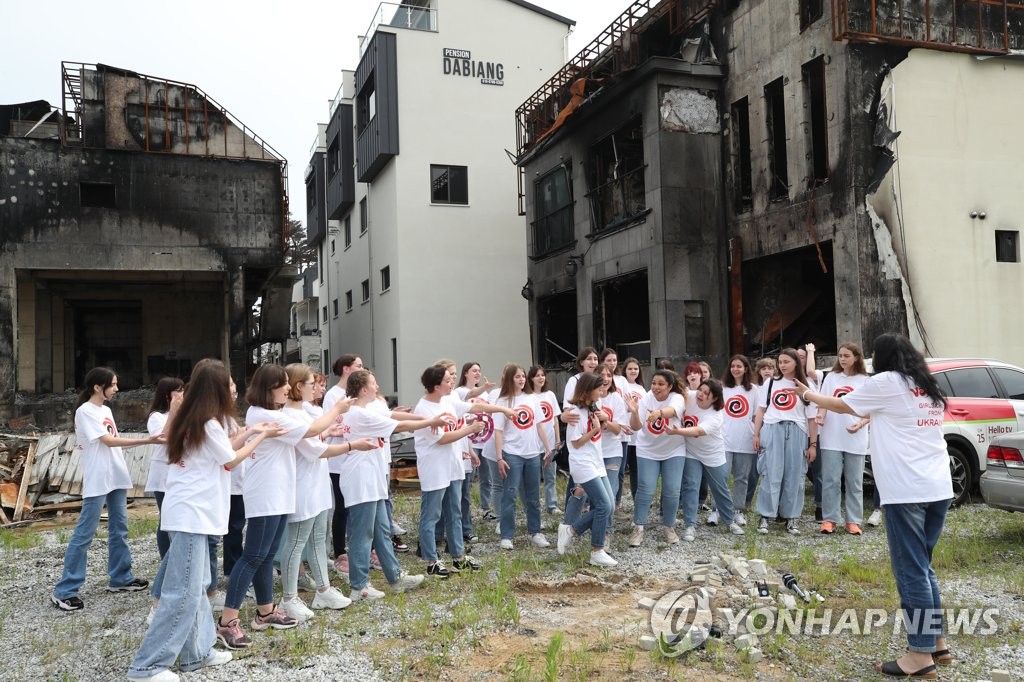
[
  {"xmin": 226, "ymin": 418, "xmax": 245, "ymax": 495},
  {"xmin": 818, "ymin": 372, "xmax": 870, "ymax": 455},
  {"xmin": 599, "ymin": 391, "xmax": 628, "ymax": 459},
  {"xmin": 534, "ymin": 390, "xmax": 562, "ymax": 450},
  {"xmin": 161, "ymin": 419, "xmax": 233, "ymax": 535},
  {"xmin": 283, "ymin": 407, "xmax": 333, "ymax": 522},
  {"xmin": 334, "ymin": 403, "xmax": 398, "ymax": 507},
  {"xmin": 682, "ymin": 404, "xmax": 726, "ymax": 467},
  {"xmin": 241, "ymin": 406, "xmax": 309, "ymax": 518},
  {"xmin": 303, "ymin": 402, "xmax": 324, "ymax": 418},
  {"xmin": 634, "ymin": 392, "xmax": 686, "ymax": 461},
  {"xmin": 479, "ymin": 388, "xmax": 500, "ymax": 462},
  {"xmin": 492, "ymin": 393, "xmax": 545, "ymax": 458},
  {"xmin": 722, "ymin": 385, "xmax": 757, "ymax": 454},
  {"xmin": 413, "ymin": 395, "xmax": 471, "ymax": 492},
  {"xmin": 566, "ymin": 410, "xmax": 605, "ymax": 484},
  {"xmin": 840, "ymin": 371, "xmax": 953, "ymax": 505},
  {"xmin": 145, "ymin": 411, "xmax": 169, "ymax": 493},
  {"xmin": 622, "ymin": 382, "xmax": 647, "ymax": 445},
  {"xmin": 759, "ymin": 378, "xmax": 816, "ymax": 432},
  {"xmin": 562, "ymin": 373, "xmax": 581, "ymax": 408},
  {"xmin": 323, "ymin": 385, "xmax": 348, "ymax": 475},
  {"xmin": 75, "ymin": 401, "xmax": 133, "ymax": 498}
]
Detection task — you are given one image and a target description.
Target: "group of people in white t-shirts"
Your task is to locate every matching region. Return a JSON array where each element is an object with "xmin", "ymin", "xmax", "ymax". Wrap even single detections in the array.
[{"xmin": 50, "ymin": 342, "xmax": 884, "ymax": 681}]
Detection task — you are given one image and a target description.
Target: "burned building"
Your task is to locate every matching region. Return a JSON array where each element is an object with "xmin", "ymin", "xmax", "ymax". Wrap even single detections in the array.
[{"xmin": 0, "ymin": 63, "xmax": 290, "ymax": 424}]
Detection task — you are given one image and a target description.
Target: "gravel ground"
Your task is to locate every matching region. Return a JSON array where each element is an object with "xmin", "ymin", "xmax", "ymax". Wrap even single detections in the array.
[{"xmin": 1, "ymin": 495, "xmax": 1022, "ymax": 681}]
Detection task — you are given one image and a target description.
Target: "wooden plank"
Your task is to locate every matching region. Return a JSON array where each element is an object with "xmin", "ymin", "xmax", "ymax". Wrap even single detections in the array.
[
  {"xmin": 31, "ymin": 500, "xmax": 83, "ymax": 513},
  {"xmin": 13, "ymin": 442, "xmax": 37, "ymax": 521},
  {"xmin": 0, "ymin": 503, "xmax": 11, "ymax": 525},
  {"xmin": 28, "ymin": 435, "xmax": 61, "ymax": 486}
]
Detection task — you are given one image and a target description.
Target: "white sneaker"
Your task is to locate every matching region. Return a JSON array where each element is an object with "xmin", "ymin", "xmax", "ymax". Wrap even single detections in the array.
[
  {"xmin": 556, "ymin": 523, "xmax": 575, "ymax": 555},
  {"xmin": 757, "ymin": 517, "xmax": 769, "ymax": 534},
  {"xmin": 728, "ymin": 522, "xmax": 745, "ymax": 536},
  {"xmin": 145, "ymin": 604, "xmax": 157, "ymax": 626},
  {"xmin": 664, "ymin": 526, "xmax": 680, "ymax": 544},
  {"xmin": 706, "ymin": 510, "xmax": 719, "ymax": 526},
  {"xmin": 589, "ymin": 550, "xmax": 618, "ymax": 567},
  {"xmin": 208, "ymin": 591, "xmax": 225, "ymax": 614},
  {"xmin": 391, "ymin": 520, "xmax": 406, "ymax": 535},
  {"xmin": 129, "ymin": 669, "xmax": 180, "ymax": 681},
  {"xmin": 681, "ymin": 526, "xmax": 696, "ymax": 542},
  {"xmin": 245, "ymin": 585, "xmax": 256, "ymax": 601},
  {"xmin": 867, "ymin": 509, "xmax": 882, "ymax": 527},
  {"xmin": 296, "ymin": 572, "xmax": 317, "ymax": 592},
  {"xmin": 530, "ymin": 533, "xmax": 550, "ymax": 548},
  {"xmin": 735, "ymin": 511, "xmax": 747, "ymax": 527},
  {"xmin": 279, "ymin": 596, "xmax": 313, "ymax": 622},
  {"xmin": 628, "ymin": 525, "xmax": 644, "ymax": 547},
  {"xmin": 786, "ymin": 519, "xmax": 801, "ymax": 535},
  {"xmin": 311, "ymin": 586, "xmax": 351, "ymax": 610},
  {"xmin": 389, "ymin": 572, "xmax": 425, "ymax": 594},
  {"xmin": 203, "ymin": 650, "xmax": 233, "ymax": 668},
  {"xmin": 499, "ymin": 539, "xmax": 514, "ymax": 550},
  {"xmin": 350, "ymin": 584, "xmax": 386, "ymax": 602}
]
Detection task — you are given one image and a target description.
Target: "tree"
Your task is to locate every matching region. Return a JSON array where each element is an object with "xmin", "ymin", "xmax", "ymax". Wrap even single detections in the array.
[{"xmin": 284, "ymin": 217, "xmax": 318, "ymax": 271}]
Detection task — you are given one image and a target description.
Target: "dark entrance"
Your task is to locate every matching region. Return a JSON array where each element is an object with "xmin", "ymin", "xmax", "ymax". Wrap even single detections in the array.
[{"xmin": 73, "ymin": 302, "xmax": 144, "ymax": 389}]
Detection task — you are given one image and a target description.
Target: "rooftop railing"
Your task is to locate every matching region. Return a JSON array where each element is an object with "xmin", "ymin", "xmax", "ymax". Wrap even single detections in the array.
[{"xmin": 359, "ymin": 2, "xmax": 438, "ymax": 55}]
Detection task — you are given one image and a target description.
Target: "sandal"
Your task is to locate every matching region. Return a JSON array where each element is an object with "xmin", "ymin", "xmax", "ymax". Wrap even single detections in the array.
[
  {"xmin": 875, "ymin": 660, "xmax": 937, "ymax": 679},
  {"xmin": 931, "ymin": 649, "xmax": 953, "ymax": 666}
]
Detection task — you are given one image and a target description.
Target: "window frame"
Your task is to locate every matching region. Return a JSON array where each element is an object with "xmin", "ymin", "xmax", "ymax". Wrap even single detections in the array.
[
  {"xmin": 429, "ymin": 164, "xmax": 469, "ymax": 205},
  {"xmin": 361, "ymin": 279, "xmax": 370, "ymax": 303}
]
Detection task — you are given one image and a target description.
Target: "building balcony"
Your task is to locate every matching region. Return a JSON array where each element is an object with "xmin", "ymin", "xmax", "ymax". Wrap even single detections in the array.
[{"xmin": 359, "ymin": 2, "xmax": 438, "ymax": 55}]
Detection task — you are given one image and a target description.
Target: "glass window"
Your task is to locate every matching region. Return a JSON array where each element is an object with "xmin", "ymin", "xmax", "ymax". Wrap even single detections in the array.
[
  {"xmin": 532, "ymin": 165, "xmax": 574, "ymax": 257},
  {"xmin": 345, "ymin": 290, "xmax": 353, "ymax": 311},
  {"xmin": 992, "ymin": 367, "xmax": 1024, "ymax": 400},
  {"xmin": 430, "ymin": 165, "xmax": 469, "ymax": 205},
  {"xmin": 359, "ymin": 198, "xmax": 368, "ymax": 234},
  {"xmin": 361, "ymin": 279, "xmax": 370, "ymax": 303},
  {"xmin": 344, "ymin": 216, "xmax": 352, "ymax": 247},
  {"xmin": 943, "ymin": 367, "xmax": 1000, "ymax": 399},
  {"xmin": 380, "ymin": 266, "xmax": 391, "ymax": 292}
]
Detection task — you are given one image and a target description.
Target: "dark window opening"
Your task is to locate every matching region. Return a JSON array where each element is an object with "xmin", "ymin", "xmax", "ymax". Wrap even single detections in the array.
[
  {"xmin": 327, "ymin": 138, "xmax": 340, "ymax": 177},
  {"xmin": 537, "ymin": 291, "xmax": 579, "ymax": 368},
  {"xmin": 361, "ymin": 279, "xmax": 370, "ymax": 303},
  {"xmin": 322, "ymin": 305, "xmax": 328, "ymax": 322},
  {"xmin": 731, "ymin": 98, "xmax": 753, "ymax": 212},
  {"xmin": 332, "ymin": 299, "xmax": 339, "ymax": 318},
  {"xmin": 996, "ymin": 230, "xmax": 1019, "ymax": 263},
  {"xmin": 80, "ymin": 182, "xmax": 116, "ymax": 208},
  {"xmin": 430, "ymin": 164, "xmax": 468, "ymax": 204},
  {"xmin": 992, "ymin": 367, "xmax": 1024, "ymax": 400},
  {"xmin": 72, "ymin": 302, "xmax": 142, "ymax": 388},
  {"xmin": 323, "ymin": 350, "xmax": 330, "ymax": 372},
  {"xmin": 586, "ymin": 116, "xmax": 646, "ymax": 233},
  {"xmin": 345, "ymin": 290, "xmax": 353, "ymax": 311},
  {"xmin": 344, "ymin": 216, "xmax": 352, "ymax": 247},
  {"xmin": 764, "ymin": 78, "xmax": 789, "ymax": 201},
  {"xmin": 380, "ymin": 265, "xmax": 391, "ymax": 292},
  {"xmin": 357, "ymin": 77, "xmax": 376, "ymax": 133},
  {"xmin": 800, "ymin": 0, "xmax": 823, "ymax": 31},
  {"xmin": 532, "ymin": 165, "xmax": 574, "ymax": 257},
  {"xmin": 593, "ymin": 271, "xmax": 651, "ymax": 364},
  {"xmin": 359, "ymin": 198, "xmax": 368, "ymax": 234},
  {"xmin": 330, "ymin": 239, "xmax": 336, "ymax": 255},
  {"xmin": 803, "ymin": 56, "xmax": 829, "ymax": 186}
]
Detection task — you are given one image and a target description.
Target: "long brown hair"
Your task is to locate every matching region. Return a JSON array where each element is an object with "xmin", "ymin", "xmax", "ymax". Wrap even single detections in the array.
[
  {"xmin": 167, "ymin": 359, "xmax": 236, "ymax": 465},
  {"xmin": 778, "ymin": 348, "xmax": 809, "ymax": 385},
  {"xmin": 246, "ymin": 364, "xmax": 289, "ymax": 409},
  {"xmin": 149, "ymin": 377, "xmax": 184, "ymax": 414},
  {"xmin": 831, "ymin": 342, "xmax": 868, "ymax": 375},
  {"xmin": 497, "ymin": 363, "xmax": 524, "ymax": 401},
  {"xmin": 75, "ymin": 367, "xmax": 115, "ymax": 411},
  {"xmin": 285, "ymin": 363, "xmax": 313, "ymax": 402},
  {"xmin": 721, "ymin": 354, "xmax": 754, "ymax": 390}
]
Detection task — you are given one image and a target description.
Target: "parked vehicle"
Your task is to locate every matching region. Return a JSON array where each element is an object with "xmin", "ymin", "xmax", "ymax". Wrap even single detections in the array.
[{"xmin": 980, "ymin": 433, "xmax": 1024, "ymax": 513}]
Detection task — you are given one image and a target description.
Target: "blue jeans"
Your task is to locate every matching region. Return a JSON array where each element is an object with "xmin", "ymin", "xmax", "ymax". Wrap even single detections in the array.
[
  {"xmin": 603, "ymin": 456, "xmax": 623, "ymax": 503},
  {"xmin": 224, "ymin": 514, "xmax": 287, "ymax": 609},
  {"xmin": 54, "ymin": 488, "xmax": 136, "ymax": 599},
  {"xmin": 420, "ymin": 481, "xmax": 465, "ymax": 562},
  {"xmin": 821, "ymin": 449, "xmax": 866, "ymax": 524},
  {"xmin": 128, "ymin": 532, "xmax": 216, "ymax": 678},
  {"xmin": 152, "ymin": 491, "xmax": 171, "ymax": 559},
  {"xmin": 152, "ymin": 535, "xmax": 218, "ymax": 599},
  {"xmin": 746, "ymin": 465, "xmax": 760, "ymax": 509},
  {"xmin": 727, "ymin": 451, "xmax": 757, "ymax": 512},
  {"xmin": 281, "ymin": 510, "xmax": 330, "ymax": 595},
  {"xmin": 755, "ymin": 421, "xmax": 808, "ymax": 520},
  {"xmin": 477, "ymin": 451, "xmax": 492, "ymax": 512},
  {"xmin": 633, "ymin": 456, "xmax": 685, "ymax": 528},
  {"xmin": 500, "ymin": 453, "xmax": 542, "ymax": 539},
  {"xmin": 223, "ymin": 494, "xmax": 245, "ymax": 577},
  {"xmin": 681, "ymin": 458, "xmax": 735, "ymax": 528},
  {"xmin": 884, "ymin": 499, "xmax": 951, "ymax": 652},
  {"xmin": 543, "ymin": 456, "xmax": 559, "ymax": 510},
  {"xmin": 810, "ymin": 449, "xmax": 822, "ymax": 507},
  {"xmin": 616, "ymin": 441, "xmax": 628, "ymax": 506},
  {"xmin": 571, "ymin": 476, "xmax": 614, "ymax": 548},
  {"xmin": 437, "ymin": 471, "xmax": 475, "ymax": 544},
  {"xmin": 346, "ymin": 499, "xmax": 402, "ymax": 590}
]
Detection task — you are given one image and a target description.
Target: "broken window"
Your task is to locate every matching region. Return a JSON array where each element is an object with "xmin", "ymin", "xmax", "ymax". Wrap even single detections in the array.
[
  {"xmin": 537, "ymin": 290, "xmax": 578, "ymax": 368},
  {"xmin": 684, "ymin": 300, "xmax": 706, "ymax": 355},
  {"xmin": 430, "ymin": 164, "xmax": 468, "ymax": 204},
  {"xmin": 996, "ymin": 230, "xmax": 1020, "ymax": 263},
  {"xmin": 593, "ymin": 271, "xmax": 651, "ymax": 363},
  {"xmin": 586, "ymin": 116, "xmax": 646, "ymax": 233},
  {"xmin": 764, "ymin": 78, "xmax": 789, "ymax": 201},
  {"xmin": 72, "ymin": 302, "xmax": 143, "ymax": 389},
  {"xmin": 802, "ymin": 56, "xmax": 829, "ymax": 186},
  {"xmin": 532, "ymin": 165, "xmax": 574, "ymax": 257},
  {"xmin": 80, "ymin": 182, "xmax": 115, "ymax": 208},
  {"xmin": 731, "ymin": 97, "xmax": 753, "ymax": 213},
  {"xmin": 800, "ymin": 0, "xmax": 823, "ymax": 31}
]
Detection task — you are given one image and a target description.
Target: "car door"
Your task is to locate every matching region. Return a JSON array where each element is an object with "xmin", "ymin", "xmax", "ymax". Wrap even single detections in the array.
[
  {"xmin": 990, "ymin": 365, "xmax": 1024, "ymax": 433},
  {"xmin": 941, "ymin": 367, "xmax": 1017, "ymax": 474}
]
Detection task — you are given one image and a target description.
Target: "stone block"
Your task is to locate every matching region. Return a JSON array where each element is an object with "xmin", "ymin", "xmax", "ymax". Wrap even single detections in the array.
[
  {"xmin": 690, "ymin": 564, "xmax": 713, "ymax": 576},
  {"xmin": 778, "ymin": 594, "xmax": 797, "ymax": 610},
  {"xmin": 745, "ymin": 647, "xmax": 764, "ymax": 663},
  {"xmin": 990, "ymin": 672, "xmax": 1011, "ymax": 682},
  {"xmin": 639, "ymin": 635, "xmax": 658, "ymax": 651},
  {"xmin": 637, "ymin": 597, "xmax": 657, "ymax": 610},
  {"xmin": 690, "ymin": 574, "xmax": 707, "ymax": 584},
  {"xmin": 735, "ymin": 633, "xmax": 759, "ymax": 650},
  {"xmin": 748, "ymin": 559, "xmax": 768, "ymax": 576}
]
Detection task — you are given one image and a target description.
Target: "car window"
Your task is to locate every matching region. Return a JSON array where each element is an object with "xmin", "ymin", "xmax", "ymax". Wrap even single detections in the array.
[
  {"xmin": 992, "ymin": 367, "xmax": 1024, "ymax": 400},
  {"xmin": 932, "ymin": 372, "xmax": 953, "ymax": 398},
  {"xmin": 943, "ymin": 368, "xmax": 1000, "ymax": 399}
]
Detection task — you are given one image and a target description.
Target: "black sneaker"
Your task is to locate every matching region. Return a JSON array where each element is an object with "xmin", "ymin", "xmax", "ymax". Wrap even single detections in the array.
[
  {"xmin": 463, "ymin": 534, "xmax": 478, "ymax": 545},
  {"xmin": 107, "ymin": 578, "xmax": 149, "ymax": 592},
  {"xmin": 482, "ymin": 510, "xmax": 497, "ymax": 521},
  {"xmin": 392, "ymin": 536, "xmax": 410, "ymax": 553},
  {"xmin": 814, "ymin": 506, "xmax": 823, "ymax": 522},
  {"xmin": 51, "ymin": 594, "xmax": 84, "ymax": 611},
  {"xmin": 426, "ymin": 562, "xmax": 451, "ymax": 579},
  {"xmin": 452, "ymin": 556, "xmax": 482, "ymax": 572},
  {"xmin": 415, "ymin": 542, "xmax": 423, "ymax": 559}
]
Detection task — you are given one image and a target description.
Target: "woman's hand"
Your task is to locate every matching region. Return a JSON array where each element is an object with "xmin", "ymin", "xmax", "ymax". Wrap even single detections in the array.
[
  {"xmin": 325, "ymin": 423, "xmax": 346, "ymax": 439},
  {"xmin": 481, "ymin": 378, "xmax": 496, "ymax": 391},
  {"xmin": 330, "ymin": 397, "xmax": 356, "ymax": 415},
  {"xmin": 806, "ymin": 445, "xmax": 816, "ymax": 463},
  {"xmin": 781, "ymin": 380, "xmax": 811, "ymax": 398},
  {"xmin": 752, "ymin": 433, "xmax": 760, "ymax": 451},
  {"xmin": 497, "ymin": 458, "xmax": 509, "ymax": 479},
  {"xmin": 561, "ymin": 409, "xmax": 580, "ymax": 425},
  {"xmin": 646, "ymin": 408, "xmax": 662, "ymax": 425},
  {"xmin": 348, "ymin": 438, "xmax": 377, "ymax": 452},
  {"xmin": 847, "ymin": 419, "xmax": 868, "ymax": 434},
  {"xmin": 251, "ymin": 421, "xmax": 287, "ymax": 438}
]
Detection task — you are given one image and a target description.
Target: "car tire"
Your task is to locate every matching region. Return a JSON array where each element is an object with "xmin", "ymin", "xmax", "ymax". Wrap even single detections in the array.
[{"xmin": 947, "ymin": 444, "xmax": 974, "ymax": 506}]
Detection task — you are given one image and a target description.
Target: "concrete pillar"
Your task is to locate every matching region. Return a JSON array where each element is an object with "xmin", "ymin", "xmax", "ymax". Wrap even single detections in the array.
[
  {"xmin": 227, "ymin": 265, "xmax": 247, "ymax": 394},
  {"xmin": 0, "ymin": 266, "xmax": 16, "ymax": 422}
]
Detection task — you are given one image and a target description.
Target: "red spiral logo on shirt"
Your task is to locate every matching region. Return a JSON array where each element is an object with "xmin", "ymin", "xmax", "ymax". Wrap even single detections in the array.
[
  {"xmin": 468, "ymin": 413, "xmax": 494, "ymax": 444},
  {"xmin": 590, "ymin": 414, "xmax": 602, "ymax": 442},
  {"xmin": 102, "ymin": 417, "xmax": 118, "ymax": 437},
  {"xmin": 682, "ymin": 414, "xmax": 699, "ymax": 428},
  {"xmin": 539, "ymin": 401, "xmax": 554, "ymax": 423},
  {"xmin": 439, "ymin": 413, "xmax": 459, "ymax": 433},
  {"xmin": 375, "ymin": 437, "xmax": 386, "ymax": 449},
  {"xmin": 512, "ymin": 405, "xmax": 535, "ymax": 430},
  {"xmin": 601, "ymin": 406, "xmax": 614, "ymax": 422},
  {"xmin": 833, "ymin": 386, "xmax": 854, "ymax": 398},
  {"xmin": 647, "ymin": 417, "xmax": 668, "ymax": 435},
  {"xmin": 725, "ymin": 395, "xmax": 750, "ymax": 419},
  {"xmin": 772, "ymin": 391, "xmax": 797, "ymax": 411}
]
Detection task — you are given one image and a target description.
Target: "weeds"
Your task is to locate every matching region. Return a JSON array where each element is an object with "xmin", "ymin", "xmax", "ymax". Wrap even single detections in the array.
[{"xmin": 544, "ymin": 631, "xmax": 564, "ymax": 682}]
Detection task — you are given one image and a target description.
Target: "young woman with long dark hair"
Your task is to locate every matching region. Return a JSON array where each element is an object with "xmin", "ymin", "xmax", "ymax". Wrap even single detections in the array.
[
  {"xmin": 621, "ymin": 357, "xmax": 646, "ymax": 502},
  {"xmin": 527, "ymin": 365, "xmax": 563, "ymax": 515},
  {"xmin": 721, "ymin": 355, "xmax": 757, "ymax": 527},
  {"xmin": 146, "ymin": 377, "xmax": 185, "ymax": 559},
  {"xmin": 457, "ymin": 361, "xmax": 496, "ymax": 521}
]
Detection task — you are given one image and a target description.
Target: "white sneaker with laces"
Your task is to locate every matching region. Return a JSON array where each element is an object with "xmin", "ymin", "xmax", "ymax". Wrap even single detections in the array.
[
  {"xmin": 664, "ymin": 526, "xmax": 680, "ymax": 544},
  {"xmin": 280, "ymin": 596, "xmax": 313, "ymax": 622},
  {"xmin": 311, "ymin": 586, "xmax": 351, "ymax": 610},
  {"xmin": 682, "ymin": 526, "xmax": 696, "ymax": 542},
  {"xmin": 757, "ymin": 517, "xmax": 769, "ymax": 534},
  {"xmin": 390, "ymin": 572, "xmax": 425, "ymax": 594},
  {"xmin": 391, "ymin": 520, "xmax": 406, "ymax": 535},
  {"xmin": 628, "ymin": 525, "xmax": 645, "ymax": 547},
  {"xmin": 867, "ymin": 509, "xmax": 882, "ymax": 526},
  {"xmin": 204, "ymin": 650, "xmax": 233, "ymax": 668},
  {"xmin": 530, "ymin": 533, "xmax": 550, "ymax": 548},
  {"xmin": 556, "ymin": 523, "xmax": 575, "ymax": 555},
  {"xmin": 728, "ymin": 522, "xmax": 745, "ymax": 536},
  {"xmin": 735, "ymin": 511, "xmax": 747, "ymax": 526},
  {"xmin": 350, "ymin": 583, "xmax": 386, "ymax": 601},
  {"xmin": 786, "ymin": 519, "xmax": 801, "ymax": 535},
  {"xmin": 130, "ymin": 669, "xmax": 180, "ymax": 681},
  {"xmin": 589, "ymin": 550, "xmax": 618, "ymax": 567},
  {"xmin": 499, "ymin": 538, "xmax": 514, "ymax": 550},
  {"xmin": 706, "ymin": 510, "xmax": 719, "ymax": 526}
]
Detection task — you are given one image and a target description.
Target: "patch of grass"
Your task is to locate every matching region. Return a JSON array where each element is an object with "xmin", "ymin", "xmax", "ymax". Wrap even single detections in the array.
[
  {"xmin": 127, "ymin": 516, "xmax": 159, "ymax": 539},
  {"xmin": 567, "ymin": 644, "xmax": 598, "ymax": 681},
  {"xmin": 544, "ymin": 631, "xmax": 564, "ymax": 682},
  {"xmin": 0, "ymin": 527, "xmax": 43, "ymax": 551},
  {"xmin": 621, "ymin": 645, "xmax": 636, "ymax": 672},
  {"xmin": 509, "ymin": 652, "xmax": 535, "ymax": 682}
]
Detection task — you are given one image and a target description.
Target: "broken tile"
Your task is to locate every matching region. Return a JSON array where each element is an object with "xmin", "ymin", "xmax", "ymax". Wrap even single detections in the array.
[{"xmin": 639, "ymin": 635, "xmax": 658, "ymax": 651}]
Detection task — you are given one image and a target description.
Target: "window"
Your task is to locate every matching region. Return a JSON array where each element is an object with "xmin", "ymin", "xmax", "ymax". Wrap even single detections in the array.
[
  {"xmin": 803, "ymin": 56, "xmax": 829, "ymax": 186},
  {"xmin": 800, "ymin": 0, "xmax": 823, "ymax": 31},
  {"xmin": 764, "ymin": 77, "xmax": 789, "ymax": 200},
  {"xmin": 361, "ymin": 279, "xmax": 370, "ymax": 303},
  {"xmin": 319, "ymin": 244, "xmax": 325, "ymax": 283},
  {"xmin": 305, "ymin": 177, "xmax": 316, "ymax": 211},
  {"xmin": 327, "ymin": 138, "xmax": 340, "ymax": 177},
  {"xmin": 80, "ymin": 182, "xmax": 115, "ymax": 208},
  {"xmin": 592, "ymin": 271, "xmax": 651, "ymax": 363},
  {"xmin": 322, "ymin": 305, "xmax": 328, "ymax": 322},
  {"xmin": 330, "ymin": 239, "xmax": 336, "ymax": 255},
  {"xmin": 359, "ymin": 198, "xmax": 368, "ymax": 234},
  {"xmin": 345, "ymin": 290, "xmax": 353, "ymax": 311},
  {"xmin": 993, "ymin": 367, "xmax": 1024, "ymax": 400},
  {"xmin": 942, "ymin": 368, "xmax": 1000, "ymax": 399},
  {"xmin": 587, "ymin": 116, "xmax": 646, "ymax": 232},
  {"xmin": 380, "ymin": 266, "xmax": 391, "ymax": 292},
  {"xmin": 357, "ymin": 77, "xmax": 376, "ymax": 133},
  {"xmin": 344, "ymin": 216, "xmax": 352, "ymax": 248},
  {"xmin": 996, "ymin": 230, "xmax": 1019, "ymax": 263},
  {"xmin": 332, "ymin": 298, "xmax": 339, "ymax": 318},
  {"xmin": 537, "ymin": 291, "xmax": 579, "ymax": 367},
  {"xmin": 730, "ymin": 98, "xmax": 752, "ymax": 212},
  {"xmin": 430, "ymin": 164, "xmax": 469, "ymax": 205},
  {"xmin": 532, "ymin": 166, "xmax": 574, "ymax": 257}
]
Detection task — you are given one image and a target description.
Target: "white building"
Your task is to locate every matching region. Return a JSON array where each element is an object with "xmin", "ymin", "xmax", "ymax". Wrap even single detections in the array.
[{"xmin": 306, "ymin": 0, "xmax": 573, "ymax": 403}]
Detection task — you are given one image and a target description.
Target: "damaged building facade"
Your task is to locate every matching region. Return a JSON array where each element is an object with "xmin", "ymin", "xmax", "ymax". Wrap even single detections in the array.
[
  {"xmin": 518, "ymin": 0, "xmax": 1024, "ymax": 371},
  {"xmin": 0, "ymin": 63, "xmax": 290, "ymax": 424}
]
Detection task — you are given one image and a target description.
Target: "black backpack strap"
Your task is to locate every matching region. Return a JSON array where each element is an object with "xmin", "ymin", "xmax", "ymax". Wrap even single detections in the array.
[{"xmin": 764, "ymin": 377, "xmax": 774, "ymax": 409}]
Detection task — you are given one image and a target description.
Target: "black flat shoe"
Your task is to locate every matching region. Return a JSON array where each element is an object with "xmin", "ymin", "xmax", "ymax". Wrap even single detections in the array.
[
  {"xmin": 875, "ymin": 660, "xmax": 937, "ymax": 679},
  {"xmin": 931, "ymin": 648, "xmax": 952, "ymax": 665}
]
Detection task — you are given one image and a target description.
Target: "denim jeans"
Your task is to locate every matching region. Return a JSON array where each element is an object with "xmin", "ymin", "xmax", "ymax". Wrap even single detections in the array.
[
  {"xmin": 884, "ymin": 499, "xmax": 951, "ymax": 652},
  {"xmin": 421, "ymin": 481, "xmax": 465, "ymax": 562},
  {"xmin": 224, "ymin": 514, "xmax": 287, "ymax": 609},
  {"xmin": 543, "ymin": 456, "xmax": 559, "ymax": 510},
  {"xmin": 437, "ymin": 471, "xmax": 474, "ymax": 544},
  {"xmin": 603, "ymin": 456, "xmax": 623, "ymax": 504},
  {"xmin": 223, "ymin": 494, "xmax": 245, "ymax": 578},
  {"xmin": 153, "ymin": 491, "xmax": 171, "ymax": 559},
  {"xmin": 571, "ymin": 476, "xmax": 614, "ymax": 548},
  {"xmin": 755, "ymin": 421, "xmax": 808, "ymax": 520},
  {"xmin": 633, "ymin": 456, "xmax": 686, "ymax": 528},
  {"xmin": 329, "ymin": 473, "xmax": 348, "ymax": 556},
  {"xmin": 625, "ymin": 444, "xmax": 638, "ymax": 501},
  {"xmin": 152, "ymin": 535, "xmax": 218, "ymax": 599},
  {"xmin": 282, "ymin": 510, "xmax": 330, "ymax": 595},
  {"xmin": 810, "ymin": 450, "xmax": 823, "ymax": 507},
  {"xmin": 54, "ymin": 488, "xmax": 136, "ymax": 599},
  {"xmin": 483, "ymin": 457, "xmax": 504, "ymax": 514},
  {"xmin": 128, "ymin": 532, "xmax": 216, "ymax": 678},
  {"xmin": 726, "ymin": 451, "xmax": 757, "ymax": 512},
  {"xmin": 681, "ymin": 458, "xmax": 735, "ymax": 528},
  {"xmin": 615, "ymin": 441, "xmax": 628, "ymax": 506},
  {"xmin": 477, "ymin": 451, "xmax": 492, "ymax": 512},
  {"xmin": 346, "ymin": 499, "xmax": 402, "ymax": 590},
  {"xmin": 564, "ymin": 474, "xmax": 585, "ymax": 526},
  {"xmin": 745, "ymin": 465, "xmax": 760, "ymax": 509},
  {"xmin": 500, "ymin": 453, "xmax": 543, "ymax": 539},
  {"xmin": 820, "ymin": 449, "xmax": 866, "ymax": 524}
]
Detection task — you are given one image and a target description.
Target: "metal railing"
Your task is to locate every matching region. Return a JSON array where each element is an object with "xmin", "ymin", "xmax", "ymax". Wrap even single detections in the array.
[{"xmin": 359, "ymin": 3, "xmax": 438, "ymax": 55}]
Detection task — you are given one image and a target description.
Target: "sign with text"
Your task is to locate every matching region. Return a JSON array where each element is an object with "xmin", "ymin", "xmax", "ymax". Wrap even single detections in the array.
[{"xmin": 443, "ymin": 48, "xmax": 504, "ymax": 86}]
